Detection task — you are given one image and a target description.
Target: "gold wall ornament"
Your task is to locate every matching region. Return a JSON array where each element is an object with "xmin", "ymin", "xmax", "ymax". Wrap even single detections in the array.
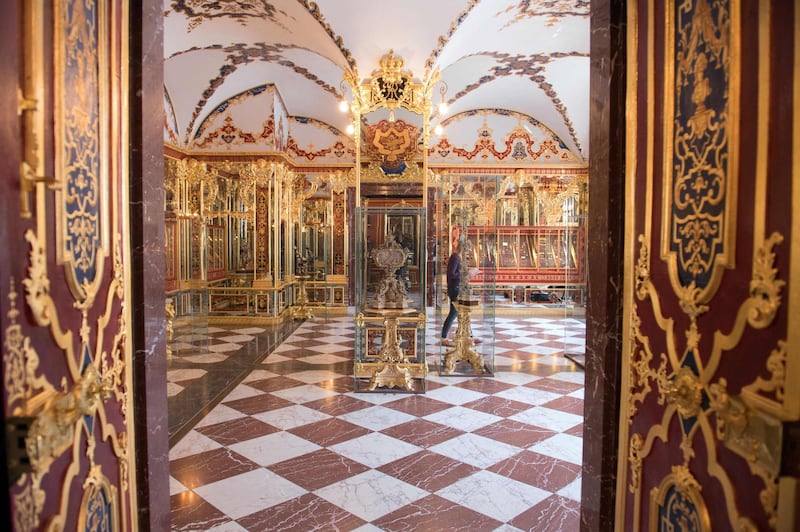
[
  {"xmin": 4, "ymin": 278, "xmax": 55, "ymax": 415},
  {"xmin": 12, "ymin": 475, "xmax": 45, "ymax": 532},
  {"xmin": 660, "ymin": 0, "xmax": 740, "ymax": 306},
  {"xmin": 22, "ymin": 230, "xmax": 52, "ymax": 327},
  {"xmin": 628, "ymin": 433, "xmax": 644, "ymax": 493},
  {"xmin": 742, "ymin": 340, "xmax": 786, "ymax": 403},
  {"xmin": 708, "ymin": 378, "xmax": 782, "ymax": 527},
  {"xmin": 666, "ymin": 366, "xmax": 704, "ymax": 419},
  {"xmin": 78, "ymin": 465, "xmax": 119, "ymax": 532},
  {"xmin": 25, "ymin": 363, "xmax": 110, "ymax": 476},
  {"xmin": 747, "ymin": 231, "xmax": 785, "ymax": 328},
  {"xmin": 649, "ymin": 465, "xmax": 711, "ymax": 532}
]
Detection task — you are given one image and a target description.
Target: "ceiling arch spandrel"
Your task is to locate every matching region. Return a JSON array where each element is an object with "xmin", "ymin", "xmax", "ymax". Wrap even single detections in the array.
[{"xmin": 429, "ymin": 110, "xmax": 580, "ymax": 165}]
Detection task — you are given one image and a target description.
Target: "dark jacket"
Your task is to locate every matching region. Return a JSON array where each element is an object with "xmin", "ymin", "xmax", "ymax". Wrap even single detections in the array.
[{"xmin": 446, "ymin": 252, "xmax": 462, "ymax": 300}]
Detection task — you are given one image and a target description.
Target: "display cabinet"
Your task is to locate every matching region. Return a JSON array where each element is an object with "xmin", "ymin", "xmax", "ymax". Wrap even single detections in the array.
[{"xmin": 354, "ymin": 205, "xmax": 427, "ymax": 392}]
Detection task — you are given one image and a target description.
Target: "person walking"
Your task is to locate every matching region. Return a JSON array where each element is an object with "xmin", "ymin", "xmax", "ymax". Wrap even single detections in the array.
[{"xmin": 441, "ymin": 242, "xmax": 462, "ymax": 344}]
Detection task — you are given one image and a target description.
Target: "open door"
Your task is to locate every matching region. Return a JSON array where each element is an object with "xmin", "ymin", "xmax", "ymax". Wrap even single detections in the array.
[
  {"xmin": 2, "ymin": 1, "xmax": 141, "ymax": 529},
  {"xmin": 617, "ymin": 0, "xmax": 799, "ymax": 529}
]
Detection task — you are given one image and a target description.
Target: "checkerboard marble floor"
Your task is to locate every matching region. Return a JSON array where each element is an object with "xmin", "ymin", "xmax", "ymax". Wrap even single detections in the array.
[{"xmin": 169, "ymin": 313, "xmax": 586, "ymax": 531}]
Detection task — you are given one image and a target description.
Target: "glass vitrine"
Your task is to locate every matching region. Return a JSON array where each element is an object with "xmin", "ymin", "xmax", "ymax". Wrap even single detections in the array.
[
  {"xmin": 435, "ymin": 174, "xmax": 497, "ymax": 376},
  {"xmin": 354, "ymin": 205, "xmax": 427, "ymax": 392}
]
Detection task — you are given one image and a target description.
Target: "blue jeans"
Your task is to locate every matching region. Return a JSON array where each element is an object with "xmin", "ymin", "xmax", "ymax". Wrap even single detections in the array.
[{"xmin": 442, "ymin": 296, "xmax": 458, "ymax": 339}]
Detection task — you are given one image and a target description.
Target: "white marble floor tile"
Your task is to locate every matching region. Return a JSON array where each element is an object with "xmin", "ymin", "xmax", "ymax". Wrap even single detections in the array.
[
  {"xmin": 557, "ymin": 475, "xmax": 583, "ymax": 502},
  {"xmin": 170, "ymin": 476, "xmax": 188, "ymax": 495},
  {"xmin": 241, "ymin": 369, "xmax": 280, "ymax": 383},
  {"xmin": 217, "ymin": 334, "xmax": 255, "ymax": 342},
  {"xmin": 169, "ymin": 430, "xmax": 222, "ymax": 460},
  {"xmin": 423, "ymin": 385, "xmax": 487, "ymax": 405},
  {"xmin": 229, "ymin": 432, "xmax": 322, "ymax": 467},
  {"xmin": 529, "ymin": 433, "xmax": 584, "ymax": 465},
  {"xmin": 167, "ymin": 382, "xmax": 184, "ymax": 397},
  {"xmin": 251, "ymin": 404, "xmax": 331, "ymax": 430},
  {"xmin": 194, "ymin": 468, "xmax": 307, "ymax": 520},
  {"xmin": 314, "ymin": 469, "xmax": 428, "ymax": 522},
  {"xmin": 338, "ymin": 405, "xmax": 417, "ymax": 431},
  {"xmin": 423, "ymin": 406, "xmax": 503, "ymax": 432},
  {"xmin": 205, "ymin": 522, "xmax": 249, "ymax": 532},
  {"xmin": 344, "ymin": 391, "xmax": 411, "ymax": 404},
  {"xmin": 194, "ymin": 403, "xmax": 246, "ymax": 428},
  {"xmin": 306, "ymin": 343, "xmax": 353, "ymax": 354},
  {"xmin": 271, "ymin": 383, "xmax": 339, "ymax": 403},
  {"xmin": 230, "ymin": 327, "xmax": 266, "ymax": 335},
  {"xmin": 222, "ymin": 384, "xmax": 265, "ymax": 401},
  {"xmin": 168, "ymin": 368, "xmax": 207, "ymax": 381},
  {"xmin": 207, "ymin": 343, "xmax": 243, "ymax": 353},
  {"xmin": 494, "ymin": 386, "xmax": 563, "ymax": 405},
  {"xmin": 435, "ymin": 470, "xmax": 551, "ymax": 522},
  {"xmin": 509, "ymin": 406, "xmax": 583, "ymax": 433},
  {"xmin": 491, "ymin": 371, "xmax": 542, "ymax": 385},
  {"xmin": 549, "ymin": 371, "xmax": 586, "ymax": 384},
  {"xmin": 301, "ymin": 354, "xmax": 352, "ymax": 365},
  {"xmin": 329, "ymin": 432, "xmax": 421, "ymax": 468},
  {"xmin": 284, "ymin": 369, "xmax": 344, "ymax": 383},
  {"xmin": 182, "ymin": 353, "xmax": 229, "ymax": 364},
  {"xmin": 428, "ymin": 433, "xmax": 521, "ymax": 469}
]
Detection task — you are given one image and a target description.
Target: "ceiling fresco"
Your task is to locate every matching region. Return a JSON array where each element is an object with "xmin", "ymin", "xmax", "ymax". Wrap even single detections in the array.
[{"xmin": 163, "ymin": 0, "xmax": 590, "ymax": 163}]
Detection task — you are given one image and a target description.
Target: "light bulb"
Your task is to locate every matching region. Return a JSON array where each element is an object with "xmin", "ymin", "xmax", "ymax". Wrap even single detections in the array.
[
  {"xmin": 434, "ymin": 124, "xmax": 443, "ymax": 135},
  {"xmin": 338, "ymin": 100, "xmax": 348, "ymax": 112},
  {"xmin": 438, "ymin": 101, "xmax": 448, "ymax": 114},
  {"xmin": 345, "ymin": 123, "xmax": 354, "ymax": 135}
]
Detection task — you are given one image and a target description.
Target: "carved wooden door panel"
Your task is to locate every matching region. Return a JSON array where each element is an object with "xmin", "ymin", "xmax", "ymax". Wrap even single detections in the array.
[
  {"xmin": 617, "ymin": 1, "xmax": 799, "ymax": 530},
  {"xmin": 2, "ymin": 1, "xmax": 138, "ymax": 530}
]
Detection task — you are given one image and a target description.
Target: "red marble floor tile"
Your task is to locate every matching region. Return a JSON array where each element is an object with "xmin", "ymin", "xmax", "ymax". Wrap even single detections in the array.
[
  {"xmin": 473, "ymin": 419, "xmax": 558, "ymax": 447},
  {"xmin": 494, "ymin": 340, "xmax": 533, "ymax": 350},
  {"xmin": 281, "ymin": 338, "xmax": 326, "ymax": 348},
  {"xmin": 508, "ymin": 494, "xmax": 581, "ymax": 532},
  {"xmin": 245, "ymin": 375, "xmax": 307, "ymax": 393},
  {"xmin": 170, "ymin": 490, "xmax": 230, "ymax": 531},
  {"xmin": 525, "ymin": 377, "xmax": 584, "ymax": 394},
  {"xmin": 372, "ymin": 494, "xmax": 502, "ymax": 532},
  {"xmin": 267, "ymin": 448, "xmax": 370, "ymax": 491},
  {"xmin": 237, "ymin": 493, "xmax": 366, "ymax": 531},
  {"xmin": 454, "ymin": 377, "xmax": 516, "ymax": 394},
  {"xmin": 170, "ymin": 448, "xmax": 260, "ymax": 488},
  {"xmin": 564, "ymin": 423, "xmax": 584, "ymax": 437},
  {"xmin": 381, "ymin": 419, "xmax": 465, "ymax": 448},
  {"xmin": 315, "ymin": 375, "xmax": 356, "ymax": 393},
  {"xmin": 263, "ymin": 347, "xmax": 311, "ymax": 359},
  {"xmin": 303, "ymin": 393, "xmax": 373, "ymax": 416},
  {"xmin": 541, "ymin": 396, "xmax": 584, "ymax": 416},
  {"xmin": 488, "ymin": 450, "xmax": 582, "ymax": 492},
  {"xmin": 377, "ymin": 451, "xmax": 479, "ymax": 492},
  {"xmin": 222, "ymin": 393, "xmax": 294, "ymax": 415},
  {"xmin": 195, "ymin": 416, "xmax": 280, "ymax": 446},
  {"xmin": 289, "ymin": 417, "xmax": 371, "ymax": 447},
  {"xmin": 462, "ymin": 395, "xmax": 534, "ymax": 418},
  {"xmin": 384, "ymin": 395, "xmax": 453, "ymax": 417}
]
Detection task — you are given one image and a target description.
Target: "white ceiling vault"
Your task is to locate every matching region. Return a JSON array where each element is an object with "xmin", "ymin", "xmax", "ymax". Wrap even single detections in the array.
[{"xmin": 163, "ymin": 0, "xmax": 591, "ymax": 164}]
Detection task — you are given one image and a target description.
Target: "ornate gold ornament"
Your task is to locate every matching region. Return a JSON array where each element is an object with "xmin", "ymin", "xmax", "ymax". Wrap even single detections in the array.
[
  {"xmin": 660, "ymin": 0, "xmax": 740, "ymax": 306},
  {"xmin": 628, "ymin": 433, "xmax": 644, "ymax": 494},
  {"xmin": 708, "ymin": 378, "xmax": 782, "ymax": 527},
  {"xmin": 666, "ymin": 366, "xmax": 703, "ymax": 419},
  {"xmin": 747, "ymin": 232, "xmax": 785, "ymax": 328},
  {"xmin": 649, "ymin": 465, "xmax": 711, "ymax": 532},
  {"xmin": 742, "ymin": 340, "xmax": 786, "ymax": 403}
]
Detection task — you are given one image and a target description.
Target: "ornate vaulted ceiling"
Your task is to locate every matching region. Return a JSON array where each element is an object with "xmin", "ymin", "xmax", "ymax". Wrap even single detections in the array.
[{"xmin": 163, "ymin": 0, "xmax": 590, "ymax": 165}]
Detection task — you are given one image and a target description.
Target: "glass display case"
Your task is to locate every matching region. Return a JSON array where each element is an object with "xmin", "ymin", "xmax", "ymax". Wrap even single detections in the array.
[
  {"xmin": 435, "ymin": 176, "xmax": 497, "ymax": 376},
  {"xmin": 354, "ymin": 205, "xmax": 427, "ymax": 392}
]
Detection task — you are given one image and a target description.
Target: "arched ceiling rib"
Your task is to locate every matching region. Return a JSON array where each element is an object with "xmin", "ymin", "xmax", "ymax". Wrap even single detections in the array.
[{"xmin": 164, "ymin": 0, "xmax": 590, "ymax": 160}]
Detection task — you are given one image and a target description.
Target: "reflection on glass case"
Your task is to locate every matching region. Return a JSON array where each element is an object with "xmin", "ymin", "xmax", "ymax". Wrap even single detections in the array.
[{"xmin": 354, "ymin": 206, "xmax": 427, "ymax": 392}]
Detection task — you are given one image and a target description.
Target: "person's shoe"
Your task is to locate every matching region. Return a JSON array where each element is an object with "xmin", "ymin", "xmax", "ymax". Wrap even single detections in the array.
[{"xmin": 441, "ymin": 338, "xmax": 454, "ymax": 347}]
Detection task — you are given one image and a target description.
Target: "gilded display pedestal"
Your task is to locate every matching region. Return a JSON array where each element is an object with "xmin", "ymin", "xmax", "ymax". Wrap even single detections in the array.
[
  {"xmin": 443, "ymin": 299, "xmax": 486, "ymax": 374},
  {"xmin": 356, "ymin": 308, "xmax": 424, "ymax": 391},
  {"xmin": 291, "ymin": 275, "xmax": 314, "ymax": 320}
]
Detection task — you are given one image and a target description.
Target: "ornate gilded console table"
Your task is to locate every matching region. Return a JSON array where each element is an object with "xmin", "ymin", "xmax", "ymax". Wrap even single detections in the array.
[{"xmin": 355, "ymin": 309, "xmax": 427, "ymax": 391}]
